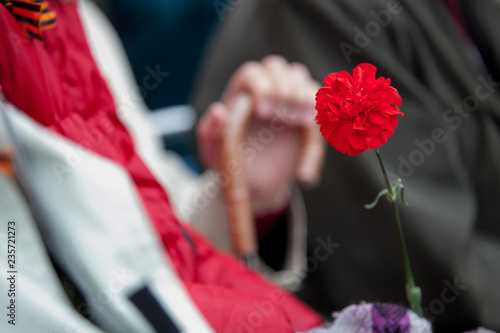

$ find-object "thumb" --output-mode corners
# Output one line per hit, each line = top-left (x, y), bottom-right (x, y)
(197, 102), (228, 169)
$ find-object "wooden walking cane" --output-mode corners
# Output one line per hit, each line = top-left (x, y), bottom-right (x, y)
(220, 93), (325, 268)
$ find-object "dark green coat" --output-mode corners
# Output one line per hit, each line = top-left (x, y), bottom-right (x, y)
(192, 0), (500, 331)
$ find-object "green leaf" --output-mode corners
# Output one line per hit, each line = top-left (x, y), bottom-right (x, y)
(364, 188), (389, 209)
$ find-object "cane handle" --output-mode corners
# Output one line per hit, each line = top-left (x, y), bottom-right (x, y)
(221, 93), (325, 258)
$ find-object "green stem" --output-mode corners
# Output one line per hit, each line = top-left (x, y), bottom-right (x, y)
(374, 148), (423, 316)
(375, 148), (393, 196)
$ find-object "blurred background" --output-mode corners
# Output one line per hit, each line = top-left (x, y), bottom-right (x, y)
(95, 0), (229, 173)
(94, 1), (500, 332)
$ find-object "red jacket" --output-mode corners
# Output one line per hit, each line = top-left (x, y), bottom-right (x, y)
(0, 1), (322, 332)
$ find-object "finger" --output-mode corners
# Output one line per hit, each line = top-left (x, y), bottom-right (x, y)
(288, 63), (321, 126)
(289, 62), (315, 107)
(261, 55), (294, 105)
(262, 56), (316, 127)
(301, 79), (321, 125)
(222, 61), (274, 119)
(197, 102), (228, 169)
(281, 63), (309, 127)
(196, 107), (214, 168)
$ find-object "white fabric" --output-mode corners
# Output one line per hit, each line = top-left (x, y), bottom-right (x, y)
(1, 104), (213, 332)
(0, 174), (104, 333)
(148, 104), (197, 137)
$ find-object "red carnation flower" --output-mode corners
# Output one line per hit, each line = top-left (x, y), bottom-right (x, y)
(315, 63), (403, 155)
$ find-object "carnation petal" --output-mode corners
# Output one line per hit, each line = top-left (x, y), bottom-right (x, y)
(382, 105), (404, 116)
(368, 112), (389, 125)
(318, 120), (338, 136)
(353, 63), (377, 89)
(315, 63), (403, 155)
(390, 87), (403, 106)
(329, 122), (353, 154)
(335, 123), (368, 155)
(315, 87), (331, 98)
(381, 115), (399, 131)
(347, 147), (366, 155)
(322, 73), (338, 86)
(380, 128), (396, 142)
(348, 130), (369, 151)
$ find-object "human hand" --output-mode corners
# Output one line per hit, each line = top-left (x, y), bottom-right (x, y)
(197, 55), (322, 216)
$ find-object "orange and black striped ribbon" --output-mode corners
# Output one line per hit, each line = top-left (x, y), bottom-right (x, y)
(1, 0), (57, 40)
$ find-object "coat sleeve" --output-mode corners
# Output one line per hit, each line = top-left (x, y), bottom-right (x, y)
(182, 225), (323, 333)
